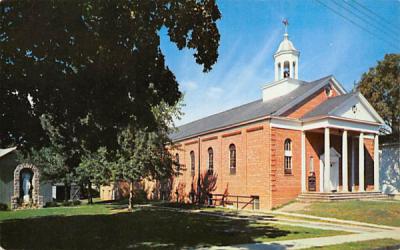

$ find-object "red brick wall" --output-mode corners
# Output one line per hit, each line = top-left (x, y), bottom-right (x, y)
(168, 121), (272, 209)
(284, 82), (339, 118)
(364, 138), (375, 191)
(270, 128), (302, 208)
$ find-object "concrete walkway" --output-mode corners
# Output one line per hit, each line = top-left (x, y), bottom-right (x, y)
(230, 229), (400, 250)
(148, 205), (400, 249)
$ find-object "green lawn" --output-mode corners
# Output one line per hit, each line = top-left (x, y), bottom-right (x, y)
(304, 238), (400, 250)
(0, 201), (348, 249)
(296, 200), (400, 227)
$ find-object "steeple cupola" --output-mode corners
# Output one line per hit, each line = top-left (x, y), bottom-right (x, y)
(274, 19), (299, 81)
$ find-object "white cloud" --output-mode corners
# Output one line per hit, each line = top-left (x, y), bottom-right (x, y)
(181, 80), (198, 91)
(206, 86), (223, 99)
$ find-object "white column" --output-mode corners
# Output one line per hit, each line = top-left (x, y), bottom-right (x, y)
(275, 63), (279, 81)
(342, 130), (348, 192)
(374, 134), (380, 192)
(290, 62), (294, 78)
(359, 132), (365, 192)
(324, 128), (331, 192)
(351, 137), (355, 192)
(301, 131), (306, 192)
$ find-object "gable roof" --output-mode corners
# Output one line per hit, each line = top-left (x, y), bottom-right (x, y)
(302, 91), (385, 124)
(171, 75), (343, 141)
(302, 93), (356, 119)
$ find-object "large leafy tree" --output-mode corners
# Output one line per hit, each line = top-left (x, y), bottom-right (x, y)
(357, 54), (400, 142)
(76, 100), (182, 206)
(0, 0), (220, 190)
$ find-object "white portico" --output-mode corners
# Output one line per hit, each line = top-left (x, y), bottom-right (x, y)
(300, 92), (384, 193)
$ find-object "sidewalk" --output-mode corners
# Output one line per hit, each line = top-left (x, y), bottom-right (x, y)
(232, 229), (400, 250)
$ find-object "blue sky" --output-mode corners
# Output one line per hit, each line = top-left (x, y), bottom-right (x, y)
(159, 0), (400, 126)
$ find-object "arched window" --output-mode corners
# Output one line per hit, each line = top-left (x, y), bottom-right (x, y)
(175, 153), (180, 172)
(229, 144), (236, 175)
(283, 61), (290, 78)
(208, 147), (214, 175)
(284, 139), (292, 175)
(190, 151), (195, 176)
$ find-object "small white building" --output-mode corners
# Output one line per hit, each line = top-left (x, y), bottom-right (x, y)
(380, 142), (400, 195)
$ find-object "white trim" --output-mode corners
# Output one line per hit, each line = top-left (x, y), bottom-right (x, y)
(363, 134), (375, 139)
(359, 133), (365, 192)
(330, 76), (347, 94)
(262, 78), (302, 91)
(351, 137), (355, 191)
(302, 117), (380, 134)
(324, 128), (330, 192)
(342, 130), (348, 192)
(357, 92), (385, 124)
(270, 117), (302, 130)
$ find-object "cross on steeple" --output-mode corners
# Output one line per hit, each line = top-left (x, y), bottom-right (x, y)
(282, 18), (289, 34)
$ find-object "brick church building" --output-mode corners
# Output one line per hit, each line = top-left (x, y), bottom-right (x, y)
(167, 28), (385, 210)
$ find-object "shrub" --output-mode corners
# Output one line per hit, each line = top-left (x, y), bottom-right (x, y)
(61, 201), (72, 207)
(0, 203), (8, 211)
(45, 201), (59, 208)
(72, 200), (81, 206)
(60, 200), (81, 207)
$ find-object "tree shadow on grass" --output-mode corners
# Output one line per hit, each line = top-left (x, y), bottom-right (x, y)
(0, 208), (292, 249)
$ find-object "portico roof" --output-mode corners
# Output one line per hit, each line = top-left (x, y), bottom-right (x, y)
(302, 91), (385, 125)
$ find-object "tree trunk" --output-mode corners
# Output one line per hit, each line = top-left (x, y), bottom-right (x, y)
(128, 181), (134, 211)
(87, 181), (93, 205)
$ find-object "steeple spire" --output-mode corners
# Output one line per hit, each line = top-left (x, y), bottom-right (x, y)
(274, 18), (300, 81)
(282, 18), (289, 35)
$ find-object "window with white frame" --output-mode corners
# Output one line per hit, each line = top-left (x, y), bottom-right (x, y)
(284, 139), (292, 175)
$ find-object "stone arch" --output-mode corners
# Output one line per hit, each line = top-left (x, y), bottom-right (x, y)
(11, 163), (43, 209)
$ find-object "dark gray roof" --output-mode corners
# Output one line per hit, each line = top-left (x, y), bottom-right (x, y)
(171, 75), (334, 141)
(302, 92), (356, 119)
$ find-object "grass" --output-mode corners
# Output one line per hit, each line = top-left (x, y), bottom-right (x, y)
(0, 201), (348, 249)
(295, 200), (400, 227)
(0, 202), (118, 221)
(304, 238), (400, 250)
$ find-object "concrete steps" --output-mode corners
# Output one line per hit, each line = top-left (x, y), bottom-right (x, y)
(297, 192), (391, 202)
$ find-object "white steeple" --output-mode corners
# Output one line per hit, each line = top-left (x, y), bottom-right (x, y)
(274, 19), (300, 81)
(262, 19), (302, 102)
